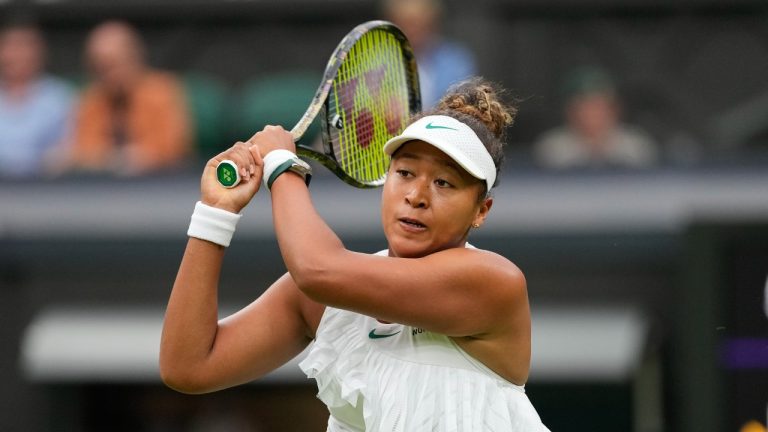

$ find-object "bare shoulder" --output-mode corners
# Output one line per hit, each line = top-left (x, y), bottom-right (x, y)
(430, 246), (524, 277)
(472, 248), (526, 296)
(426, 246), (527, 296)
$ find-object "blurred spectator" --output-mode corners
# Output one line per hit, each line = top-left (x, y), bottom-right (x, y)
(67, 21), (191, 176)
(383, 0), (477, 108)
(0, 18), (74, 178)
(534, 66), (657, 169)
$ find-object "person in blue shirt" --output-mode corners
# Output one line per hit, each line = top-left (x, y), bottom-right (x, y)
(384, 0), (477, 108)
(0, 18), (74, 178)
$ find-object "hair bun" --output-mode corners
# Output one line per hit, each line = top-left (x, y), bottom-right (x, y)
(436, 78), (516, 139)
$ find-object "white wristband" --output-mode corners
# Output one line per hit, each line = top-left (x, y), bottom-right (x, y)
(262, 149), (298, 188)
(187, 201), (242, 247)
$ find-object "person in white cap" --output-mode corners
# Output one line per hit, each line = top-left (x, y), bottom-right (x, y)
(161, 78), (550, 431)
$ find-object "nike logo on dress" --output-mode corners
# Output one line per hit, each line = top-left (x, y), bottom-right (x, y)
(425, 122), (458, 131)
(368, 328), (401, 339)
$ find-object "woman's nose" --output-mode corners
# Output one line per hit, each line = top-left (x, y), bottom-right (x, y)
(405, 181), (429, 208)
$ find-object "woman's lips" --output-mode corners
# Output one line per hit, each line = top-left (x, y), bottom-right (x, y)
(398, 217), (427, 232)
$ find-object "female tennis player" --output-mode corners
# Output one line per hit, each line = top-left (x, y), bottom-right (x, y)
(160, 78), (550, 431)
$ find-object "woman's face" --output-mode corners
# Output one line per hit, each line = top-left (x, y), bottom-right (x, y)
(381, 140), (492, 258)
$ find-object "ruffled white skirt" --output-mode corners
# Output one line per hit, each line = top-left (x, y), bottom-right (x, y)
(299, 307), (550, 432)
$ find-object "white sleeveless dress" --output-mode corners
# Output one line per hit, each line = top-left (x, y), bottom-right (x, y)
(299, 251), (550, 432)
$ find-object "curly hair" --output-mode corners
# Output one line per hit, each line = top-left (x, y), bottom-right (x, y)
(410, 77), (517, 194)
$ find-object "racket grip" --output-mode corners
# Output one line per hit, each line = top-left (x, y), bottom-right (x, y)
(216, 160), (241, 188)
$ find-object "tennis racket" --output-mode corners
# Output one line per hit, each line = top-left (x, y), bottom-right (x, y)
(217, 20), (421, 189)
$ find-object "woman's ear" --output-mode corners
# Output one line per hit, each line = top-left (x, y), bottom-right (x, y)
(472, 197), (493, 228)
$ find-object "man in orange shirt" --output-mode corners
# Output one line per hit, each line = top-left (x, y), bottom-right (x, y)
(70, 21), (191, 175)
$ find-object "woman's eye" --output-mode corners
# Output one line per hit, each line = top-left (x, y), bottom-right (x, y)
(435, 179), (452, 188)
(396, 169), (411, 177)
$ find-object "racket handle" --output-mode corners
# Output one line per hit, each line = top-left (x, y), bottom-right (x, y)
(216, 160), (241, 188)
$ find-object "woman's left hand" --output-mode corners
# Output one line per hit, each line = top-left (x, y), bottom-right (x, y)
(247, 125), (296, 157)
(201, 141), (263, 214)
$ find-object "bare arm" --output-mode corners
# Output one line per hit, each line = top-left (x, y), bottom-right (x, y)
(160, 241), (318, 393)
(253, 127), (525, 338)
(271, 174), (523, 336)
(160, 143), (323, 394)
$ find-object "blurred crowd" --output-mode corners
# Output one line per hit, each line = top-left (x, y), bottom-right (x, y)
(0, 17), (190, 179)
(1, 0), (763, 181)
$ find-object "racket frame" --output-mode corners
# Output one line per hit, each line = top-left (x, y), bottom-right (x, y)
(217, 20), (420, 189)
(295, 20), (420, 188)
(291, 20), (421, 188)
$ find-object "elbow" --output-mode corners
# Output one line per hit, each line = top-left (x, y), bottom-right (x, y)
(159, 359), (214, 395)
(289, 255), (338, 302)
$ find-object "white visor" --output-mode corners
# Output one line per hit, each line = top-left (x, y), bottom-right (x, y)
(383, 115), (496, 192)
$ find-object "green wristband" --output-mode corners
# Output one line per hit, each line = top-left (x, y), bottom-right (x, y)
(266, 159), (312, 190)
(267, 160), (296, 189)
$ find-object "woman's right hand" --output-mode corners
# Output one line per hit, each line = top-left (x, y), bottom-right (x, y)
(200, 141), (263, 214)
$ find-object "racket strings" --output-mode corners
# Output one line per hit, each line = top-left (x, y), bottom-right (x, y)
(330, 28), (411, 184)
